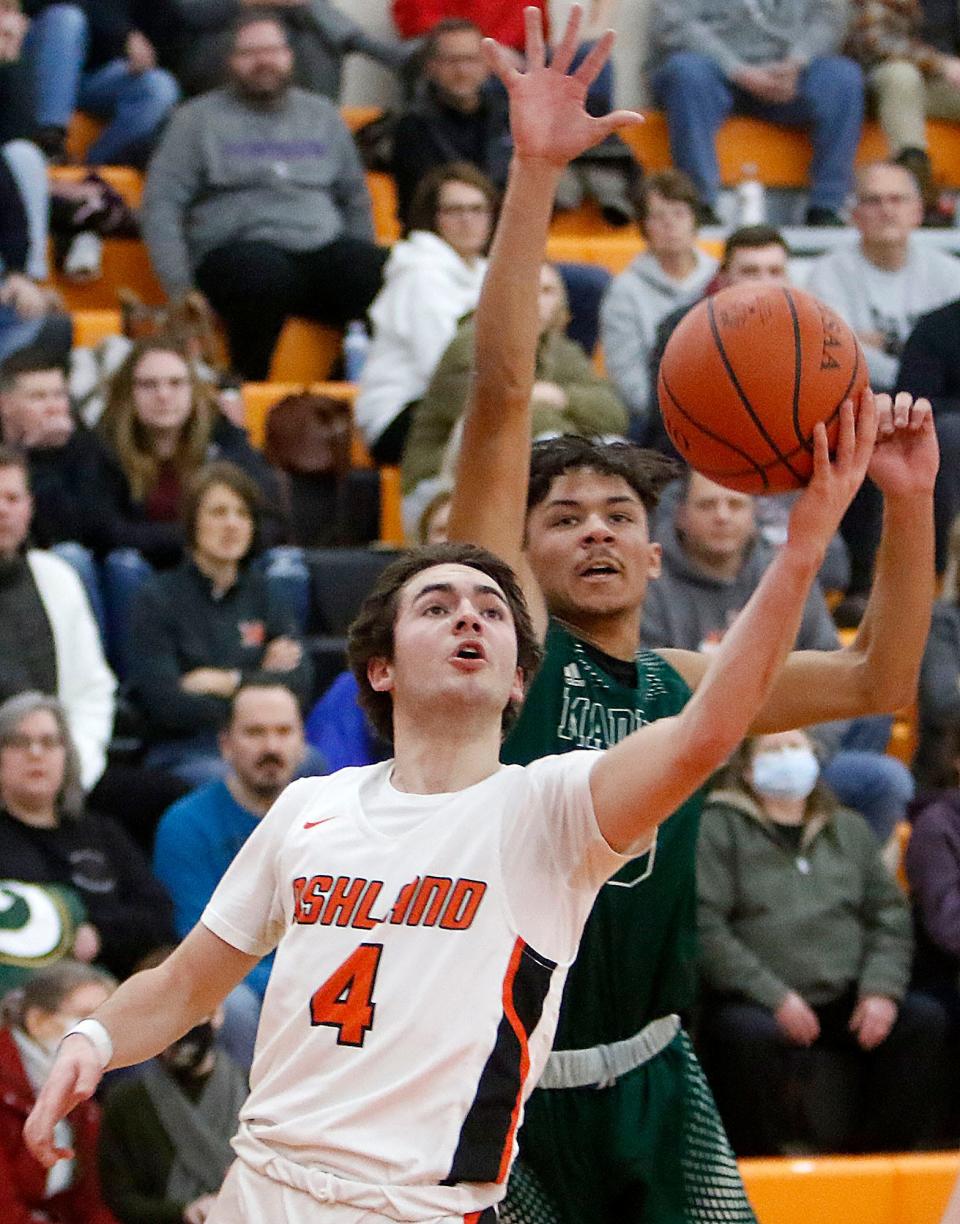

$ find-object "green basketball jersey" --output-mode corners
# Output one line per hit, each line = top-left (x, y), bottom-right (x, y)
(502, 620), (702, 1049)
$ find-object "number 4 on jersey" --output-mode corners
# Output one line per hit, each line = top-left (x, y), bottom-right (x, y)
(309, 943), (383, 1047)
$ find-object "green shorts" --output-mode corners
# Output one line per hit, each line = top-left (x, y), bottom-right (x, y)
(509, 1031), (757, 1224)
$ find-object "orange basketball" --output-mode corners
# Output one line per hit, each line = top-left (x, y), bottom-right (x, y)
(657, 283), (868, 494)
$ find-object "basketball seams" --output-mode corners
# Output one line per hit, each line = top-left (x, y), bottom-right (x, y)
(784, 288), (808, 453)
(658, 370), (771, 490)
(705, 298), (807, 484)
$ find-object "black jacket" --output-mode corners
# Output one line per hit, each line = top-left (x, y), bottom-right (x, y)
(127, 558), (314, 738)
(897, 297), (960, 417)
(391, 82), (512, 226)
(0, 807), (174, 979)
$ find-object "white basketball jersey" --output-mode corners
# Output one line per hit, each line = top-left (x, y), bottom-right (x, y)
(201, 752), (636, 1219)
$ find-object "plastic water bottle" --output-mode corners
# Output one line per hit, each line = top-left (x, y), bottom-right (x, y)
(735, 163), (766, 226)
(343, 320), (371, 383)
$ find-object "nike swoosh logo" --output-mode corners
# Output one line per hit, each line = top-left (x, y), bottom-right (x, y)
(303, 818), (334, 829)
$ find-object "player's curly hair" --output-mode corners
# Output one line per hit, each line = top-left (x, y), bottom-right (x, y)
(526, 436), (680, 515)
(348, 543), (542, 745)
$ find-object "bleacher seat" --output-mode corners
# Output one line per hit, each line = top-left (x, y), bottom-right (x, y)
(738, 1152), (959, 1224)
(72, 309), (122, 347)
(306, 546), (401, 692)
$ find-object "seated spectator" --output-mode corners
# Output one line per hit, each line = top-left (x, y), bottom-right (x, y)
(392, 14), (634, 248)
(648, 223), (791, 453)
(846, 0), (960, 224)
(391, 19), (511, 226)
(697, 729), (947, 1155)
(0, 960), (117, 1224)
(96, 338), (284, 568)
(401, 262), (627, 529)
(916, 515), (960, 784)
(0, 692), (175, 981)
(98, 947), (246, 1224)
(0, 447), (188, 848)
(806, 162), (960, 393)
(898, 299), (960, 572)
(643, 470), (915, 843)
(153, 682), (314, 1066)
(126, 463), (316, 785)
(170, 0), (409, 100)
(648, 0), (864, 225)
(141, 12), (387, 381)
(0, 2), (71, 365)
(599, 169), (717, 440)
(23, 0), (179, 167)
(905, 723), (960, 1032)
(355, 162), (493, 464)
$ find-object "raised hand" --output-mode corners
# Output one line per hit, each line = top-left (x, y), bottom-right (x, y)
(787, 392), (878, 557)
(483, 5), (642, 167)
(867, 390), (939, 499)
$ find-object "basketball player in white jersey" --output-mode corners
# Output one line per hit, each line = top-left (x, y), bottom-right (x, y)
(24, 19), (890, 1224)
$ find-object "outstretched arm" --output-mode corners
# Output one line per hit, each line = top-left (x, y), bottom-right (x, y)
(658, 390), (938, 729)
(447, 6), (641, 629)
(593, 402), (876, 853)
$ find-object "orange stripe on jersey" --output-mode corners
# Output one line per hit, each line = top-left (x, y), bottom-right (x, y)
(496, 937), (530, 1184)
(443, 938), (556, 1187)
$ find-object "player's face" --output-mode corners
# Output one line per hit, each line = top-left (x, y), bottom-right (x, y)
(853, 165), (923, 246)
(221, 687), (305, 799)
(370, 563), (524, 725)
(524, 470), (662, 623)
(677, 473), (755, 567)
(0, 709), (67, 814)
(724, 244), (789, 285)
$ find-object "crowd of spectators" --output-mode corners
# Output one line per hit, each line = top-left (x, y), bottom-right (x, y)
(6, 0), (960, 1214)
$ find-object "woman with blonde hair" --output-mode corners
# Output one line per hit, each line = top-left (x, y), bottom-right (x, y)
(92, 338), (282, 570)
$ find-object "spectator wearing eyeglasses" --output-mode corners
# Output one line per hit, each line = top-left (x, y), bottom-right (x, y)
(355, 162), (494, 464)
(0, 692), (175, 982)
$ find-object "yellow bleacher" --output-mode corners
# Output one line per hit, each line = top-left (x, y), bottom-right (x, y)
(739, 1152), (959, 1224)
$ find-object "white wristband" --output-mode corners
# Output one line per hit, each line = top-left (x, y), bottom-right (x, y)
(60, 1018), (113, 1069)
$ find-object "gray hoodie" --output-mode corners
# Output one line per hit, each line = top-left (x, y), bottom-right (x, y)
(599, 248), (717, 426)
(648, 0), (849, 78)
(142, 86), (374, 299)
(642, 508), (846, 752)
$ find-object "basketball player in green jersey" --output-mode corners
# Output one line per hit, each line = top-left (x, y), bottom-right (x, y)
(448, 9), (939, 1223)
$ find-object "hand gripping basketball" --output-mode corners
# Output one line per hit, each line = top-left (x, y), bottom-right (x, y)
(786, 392), (877, 556)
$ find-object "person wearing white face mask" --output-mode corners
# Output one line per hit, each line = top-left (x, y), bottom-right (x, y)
(0, 959), (117, 1223)
(695, 729), (948, 1157)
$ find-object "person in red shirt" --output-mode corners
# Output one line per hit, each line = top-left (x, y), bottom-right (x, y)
(392, 0), (547, 53)
(0, 961), (117, 1224)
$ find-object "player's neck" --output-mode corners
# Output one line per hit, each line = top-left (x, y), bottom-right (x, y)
(554, 610), (640, 662)
(390, 714), (504, 794)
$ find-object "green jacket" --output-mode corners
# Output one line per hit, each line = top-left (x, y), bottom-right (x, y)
(400, 316), (628, 493)
(697, 789), (912, 1010)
